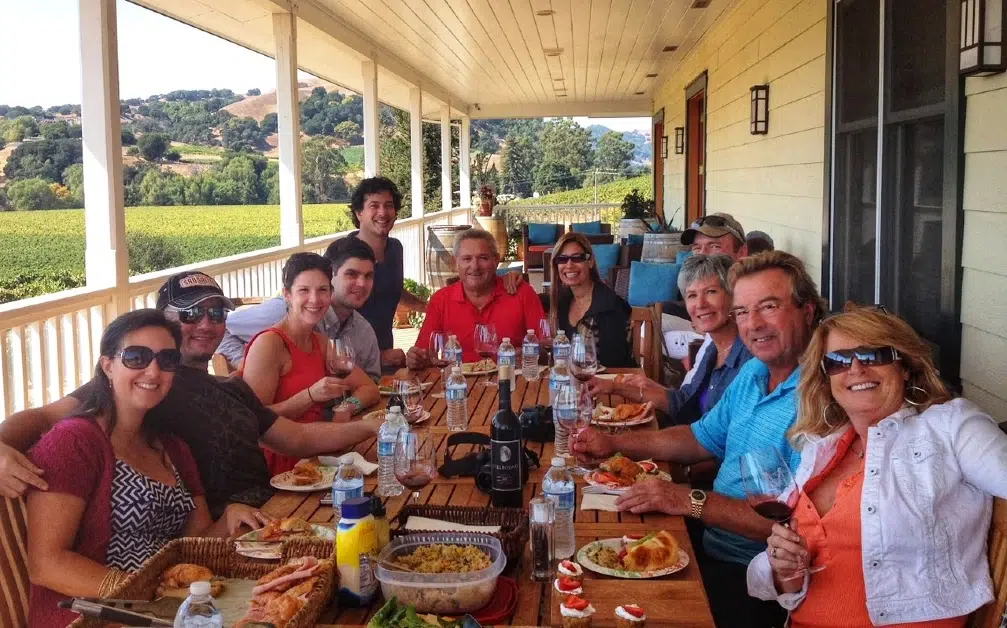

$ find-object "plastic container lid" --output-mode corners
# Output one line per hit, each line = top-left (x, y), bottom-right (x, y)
(551, 456), (565, 468)
(189, 581), (211, 596)
(340, 496), (372, 519)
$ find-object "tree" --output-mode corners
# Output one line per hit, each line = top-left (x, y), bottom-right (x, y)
(534, 119), (592, 192)
(138, 169), (187, 205)
(261, 112), (278, 134)
(40, 121), (71, 140)
(246, 88), (261, 96)
(165, 149), (182, 162)
(137, 133), (170, 162)
(214, 154), (261, 204)
(334, 120), (362, 144)
(0, 116), (39, 142)
(500, 133), (539, 197)
(301, 137), (348, 203)
(62, 163), (85, 206)
(3, 139), (83, 183)
(378, 110), (412, 215)
(260, 162), (280, 204)
(222, 117), (265, 151)
(121, 128), (137, 145)
(6, 178), (61, 210)
(594, 131), (636, 182)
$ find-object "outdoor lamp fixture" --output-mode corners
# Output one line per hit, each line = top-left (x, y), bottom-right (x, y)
(674, 127), (685, 154)
(750, 85), (769, 135)
(960, 0), (1005, 75)
(661, 135), (669, 159)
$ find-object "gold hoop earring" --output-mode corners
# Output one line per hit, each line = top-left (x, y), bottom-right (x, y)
(904, 385), (928, 407)
(823, 402), (841, 429)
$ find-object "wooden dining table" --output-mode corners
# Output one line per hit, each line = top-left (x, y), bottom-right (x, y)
(259, 367), (715, 627)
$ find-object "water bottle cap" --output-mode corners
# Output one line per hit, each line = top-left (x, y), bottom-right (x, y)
(190, 581), (211, 596)
(502, 337), (510, 343)
(451, 366), (462, 374)
(388, 406), (403, 416)
(339, 454), (355, 466)
(551, 456), (566, 468)
(339, 496), (372, 519)
(527, 329), (534, 334)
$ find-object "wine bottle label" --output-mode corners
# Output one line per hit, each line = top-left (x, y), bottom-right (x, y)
(490, 438), (522, 492)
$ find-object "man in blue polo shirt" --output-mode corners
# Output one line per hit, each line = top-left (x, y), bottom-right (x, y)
(572, 251), (827, 628)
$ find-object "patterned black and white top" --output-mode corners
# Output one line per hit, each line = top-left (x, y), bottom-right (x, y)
(106, 459), (196, 572)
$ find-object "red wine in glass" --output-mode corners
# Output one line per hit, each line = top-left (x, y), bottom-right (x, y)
(395, 469), (433, 490)
(330, 367), (353, 379)
(752, 500), (794, 523)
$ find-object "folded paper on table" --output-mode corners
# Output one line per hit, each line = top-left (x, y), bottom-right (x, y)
(580, 493), (620, 512)
(403, 516), (502, 534)
(317, 451), (378, 475)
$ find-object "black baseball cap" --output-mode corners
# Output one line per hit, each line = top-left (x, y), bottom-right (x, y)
(156, 271), (235, 310)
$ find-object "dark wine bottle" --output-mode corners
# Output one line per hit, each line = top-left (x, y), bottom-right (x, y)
(490, 364), (523, 508)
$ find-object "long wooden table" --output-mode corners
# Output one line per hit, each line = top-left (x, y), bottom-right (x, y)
(260, 368), (714, 627)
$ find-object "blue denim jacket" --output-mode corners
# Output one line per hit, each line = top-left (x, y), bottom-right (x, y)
(665, 336), (753, 425)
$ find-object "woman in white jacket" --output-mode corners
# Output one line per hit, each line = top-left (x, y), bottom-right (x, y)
(747, 306), (1007, 627)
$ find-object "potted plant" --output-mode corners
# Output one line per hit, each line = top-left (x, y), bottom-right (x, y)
(477, 184), (496, 217)
(474, 184), (508, 256)
(618, 189), (659, 239)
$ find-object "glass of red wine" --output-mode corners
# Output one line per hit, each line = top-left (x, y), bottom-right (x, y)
(429, 331), (449, 397)
(474, 323), (499, 388)
(326, 339), (355, 408)
(394, 430), (437, 504)
(537, 318), (554, 367)
(569, 333), (598, 424)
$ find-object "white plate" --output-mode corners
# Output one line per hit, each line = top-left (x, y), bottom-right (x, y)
(234, 524), (335, 560)
(362, 408), (432, 425)
(269, 467), (336, 492)
(461, 361), (498, 376)
(576, 538), (689, 579)
(379, 382), (433, 397)
(591, 402), (656, 427)
(583, 462), (671, 494)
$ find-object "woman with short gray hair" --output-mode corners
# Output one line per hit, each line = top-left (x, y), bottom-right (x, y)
(588, 254), (753, 425)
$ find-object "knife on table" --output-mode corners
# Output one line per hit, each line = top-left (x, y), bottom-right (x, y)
(59, 599), (174, 626)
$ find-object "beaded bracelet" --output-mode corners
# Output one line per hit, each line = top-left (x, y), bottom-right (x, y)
(340, 396), (363, 415)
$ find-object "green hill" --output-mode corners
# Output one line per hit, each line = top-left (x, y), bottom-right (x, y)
(509, 175), (652, 206)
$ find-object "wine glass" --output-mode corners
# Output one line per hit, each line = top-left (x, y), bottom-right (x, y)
(326, 339), (355, 406)
(537, 318), (554, 367)
(394, 430), (437, 504)
(739, 447), (824, 576)
(429, 331), (449, 397)
(394, 377), (425, 423)
(474, 323), (499, 387)
(569, 334), (598, 424)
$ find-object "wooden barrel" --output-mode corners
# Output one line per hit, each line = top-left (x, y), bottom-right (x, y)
(641, 232), (684, 263)
(474, 216), (507, 258)
(426, 225), (472, 289)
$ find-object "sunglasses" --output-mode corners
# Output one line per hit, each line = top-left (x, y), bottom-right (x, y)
(554, 253), (592, 264)
(821, 346), (900, 376)
(116, 346), (183, 371)
(171, 306), (228, 325)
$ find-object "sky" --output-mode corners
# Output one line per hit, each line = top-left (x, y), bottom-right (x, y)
(0, 0), (649, 134)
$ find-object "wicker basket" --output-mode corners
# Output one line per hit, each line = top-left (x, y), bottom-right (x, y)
(390, 505), (529, 566)
(70, 536), (335, 628)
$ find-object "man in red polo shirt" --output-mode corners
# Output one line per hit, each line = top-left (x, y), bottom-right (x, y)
(408, 229), (546, 367)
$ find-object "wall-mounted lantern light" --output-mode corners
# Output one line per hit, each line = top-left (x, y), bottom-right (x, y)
(960, 0), (1005, 75)
(674, 127), (685, 154)
(750, 85), (769, 135)
(661, 136), (669, 159)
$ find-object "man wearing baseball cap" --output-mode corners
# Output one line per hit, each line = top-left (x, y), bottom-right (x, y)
(0, 271), (382, 531)
(681, 213), (748, 261)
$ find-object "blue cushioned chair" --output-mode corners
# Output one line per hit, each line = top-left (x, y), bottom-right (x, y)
(522, 223), (565, 272)
(676, 249), (693, 265)
(627, 261), (682, 307)
(592, 243), (622, 287)
(571, 221), (604, 235)
(626, 234), (645, 246)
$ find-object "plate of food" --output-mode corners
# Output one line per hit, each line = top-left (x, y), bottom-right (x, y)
(379, 380), (434, 396)
(234, 517), (336, 560)
(269, 457), (335, 491)
(576, 531), (688, 579)
(592, 402), (655, 427)
(363, 407), (432, 425)
(583, 453), (670, 493)
(236, 555), (333, 625)
(461, 358), (497, 375)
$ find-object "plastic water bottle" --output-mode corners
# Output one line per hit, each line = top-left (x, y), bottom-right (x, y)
(498, 338), (517, 388)
(331, 454), (364, 519)
(173, 581), (222, 628)
(377, 407), (406, 496)
(522, 330), (541, 381)
(444, 334), (463, 366)
(549, 358), (571, 406)
(542, 456), (576, 559)
(552, 369), (576, 457)
(445, 366), (469, 432)
(553, 331), (571, 363)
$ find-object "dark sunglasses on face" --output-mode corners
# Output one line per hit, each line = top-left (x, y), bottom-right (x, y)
(173, 306), (228, 325)
(555, 253), (593, 265)
(821, 345), (900, 376)
(116, 346), (183, 371)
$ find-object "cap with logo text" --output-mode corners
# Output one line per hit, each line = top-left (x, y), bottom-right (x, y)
(156, 271), (235, 311)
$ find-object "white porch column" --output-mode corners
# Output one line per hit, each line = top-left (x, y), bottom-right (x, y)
(459, 116), (471, 208)
(441, 105), (451, 211)
(409, 87), (424, 218)
(273, 13), (303, 248)
(79, 0), (128, 313)
(362, 60), (380, 177)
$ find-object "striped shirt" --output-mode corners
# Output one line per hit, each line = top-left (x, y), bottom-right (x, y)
(691, 359), (803, 564)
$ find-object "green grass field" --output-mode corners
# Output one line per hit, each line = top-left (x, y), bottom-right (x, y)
(340, 145), (364, 169)
(509, 174), (653, 206)
(0, 204), (355, 304)
(169, 142), (225, 157)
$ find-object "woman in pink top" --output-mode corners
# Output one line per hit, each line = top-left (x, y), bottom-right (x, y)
(242, 252), (379, 475)
(26, 310), (242, 628)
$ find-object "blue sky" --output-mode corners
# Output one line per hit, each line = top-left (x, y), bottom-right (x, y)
(0, 0), (649, 133)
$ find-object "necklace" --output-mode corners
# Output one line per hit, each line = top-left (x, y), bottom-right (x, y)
(850, 442), (865, 460)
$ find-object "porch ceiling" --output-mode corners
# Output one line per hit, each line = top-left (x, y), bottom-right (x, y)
(129, 0), (733, 119)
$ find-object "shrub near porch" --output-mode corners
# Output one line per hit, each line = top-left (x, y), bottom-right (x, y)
(0, 203), (354, 304)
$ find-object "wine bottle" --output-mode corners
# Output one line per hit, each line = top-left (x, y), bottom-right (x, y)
(490, 364), (524, 508)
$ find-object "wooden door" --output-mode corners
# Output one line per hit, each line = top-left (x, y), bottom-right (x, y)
(653, 109), (665, 223)
(686, 91), (706, 224)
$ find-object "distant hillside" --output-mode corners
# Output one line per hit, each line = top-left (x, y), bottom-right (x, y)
(588, 124), (652, 165)
(222, 77), (345, 122)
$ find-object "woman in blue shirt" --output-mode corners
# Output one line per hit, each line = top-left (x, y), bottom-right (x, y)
(588, 254), (751, 425)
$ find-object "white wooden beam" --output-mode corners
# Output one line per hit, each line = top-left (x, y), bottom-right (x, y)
(362, 60), (380, 178)
(273, 13), (303, 248)
(79, 0), (128, 314)
(468, 100), (653, 119)
(441, 106), (452, 212)
(409, 87), (424, 219)
(459, 117), (471, 208)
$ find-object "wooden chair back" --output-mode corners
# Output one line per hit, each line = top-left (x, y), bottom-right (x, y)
(970, 497), (1007, 627)
(629, 302), (663, 381)
(0, 497), (29, 628)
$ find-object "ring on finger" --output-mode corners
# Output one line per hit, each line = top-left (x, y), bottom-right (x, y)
(771, 547), (778, 558)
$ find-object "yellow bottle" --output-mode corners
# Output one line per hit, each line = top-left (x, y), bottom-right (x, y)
(370, 496), (391, 551)
(335, 496), (377, 606)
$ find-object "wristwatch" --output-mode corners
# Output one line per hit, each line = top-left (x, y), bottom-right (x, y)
(689, 489), (707, 519)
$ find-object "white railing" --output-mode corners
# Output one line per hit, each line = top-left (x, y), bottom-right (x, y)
(0, 206), (471, 418)
(499, 203), (621, 234)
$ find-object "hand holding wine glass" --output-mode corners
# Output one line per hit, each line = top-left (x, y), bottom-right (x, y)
(474, 323), (499, 387)
(394, 431), (437, 504)
(429, 331), (449, 397)
(569, 333), (598, 421)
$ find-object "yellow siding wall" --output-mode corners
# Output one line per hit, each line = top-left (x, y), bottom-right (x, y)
(653, 0), (827, 281)
(961, 73), (1007, 422)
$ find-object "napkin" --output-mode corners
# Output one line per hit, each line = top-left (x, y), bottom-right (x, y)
(404, 516), (502, 534)
(318, 452), (379, 475)
(580, 493), (620, 512)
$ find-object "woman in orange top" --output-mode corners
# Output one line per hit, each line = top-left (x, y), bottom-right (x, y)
(242, 252), (379, 475)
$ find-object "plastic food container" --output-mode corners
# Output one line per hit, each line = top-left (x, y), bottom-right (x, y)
(374, 533), (505, 614)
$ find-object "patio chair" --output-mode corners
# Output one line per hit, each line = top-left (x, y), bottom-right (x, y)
(0, 497), (29, 628)
(570, 221), (616, 246)
(969, 497), (1007, 627)
(521, 223), (565, 274)
(630, 302), (664, 382)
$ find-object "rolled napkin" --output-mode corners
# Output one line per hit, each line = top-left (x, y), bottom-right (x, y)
(580, 493), (620, 512)
(318, 452), (379, 475)
(403, 516), (502, 533)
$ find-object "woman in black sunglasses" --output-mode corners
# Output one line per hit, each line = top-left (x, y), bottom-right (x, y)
(23, 309), (238, 628)
(547, 231), (635, 368)
(748, 306), (1007, 627)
